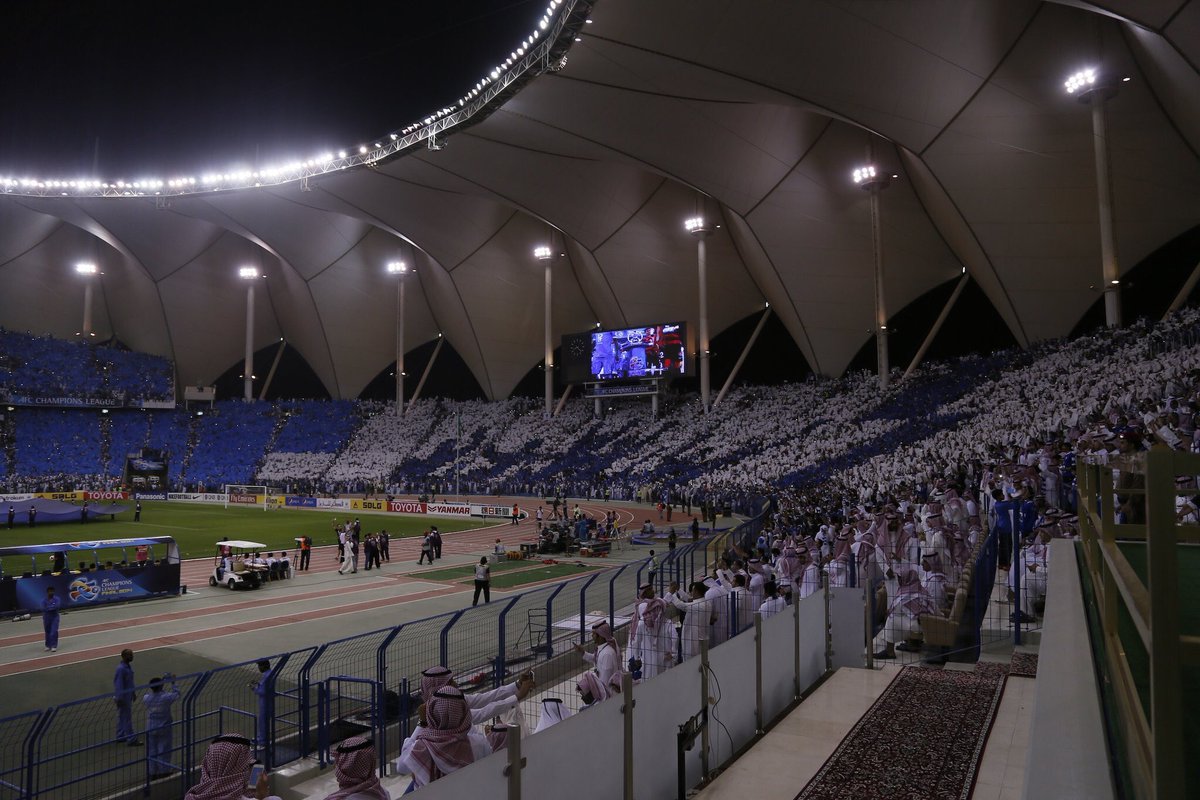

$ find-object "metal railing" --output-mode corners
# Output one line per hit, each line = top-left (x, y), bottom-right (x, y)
(0, 511), (764, 800)
(1076, 447), (1198, 799)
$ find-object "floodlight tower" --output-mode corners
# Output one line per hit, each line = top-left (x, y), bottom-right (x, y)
(534, 245), (554, 418)
(1065, 67), (1124, 327)
(387, 261), (408, 415)
(853, 162), (893, 390)
(238, 267), (260, 401)
(75, 262), (98, 338)
(684, 216), (713, 413)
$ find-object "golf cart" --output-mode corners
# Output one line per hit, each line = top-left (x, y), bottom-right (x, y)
(209, 540), (268, 590)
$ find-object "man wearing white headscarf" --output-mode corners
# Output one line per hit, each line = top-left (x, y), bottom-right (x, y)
(574, 620), (623, 694)
(533, 698), (571, 733)
(705, 575), (732, 644)
(669, 581), (715, 661)
(628, 584), (677, 680)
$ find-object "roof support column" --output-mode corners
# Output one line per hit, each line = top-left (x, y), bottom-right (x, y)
(408, 336), (444, 411)
(904, 273), (969, 380)
(714, 306), (771, 408)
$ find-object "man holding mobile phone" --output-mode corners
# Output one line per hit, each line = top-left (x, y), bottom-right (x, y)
(184, 735), (281, 800)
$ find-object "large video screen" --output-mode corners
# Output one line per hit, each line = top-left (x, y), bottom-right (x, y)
(562, 322), (687, 383)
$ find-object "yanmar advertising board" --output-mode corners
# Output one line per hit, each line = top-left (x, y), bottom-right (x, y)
(426, 503), (471, 517)
(387, 500), (427, 514)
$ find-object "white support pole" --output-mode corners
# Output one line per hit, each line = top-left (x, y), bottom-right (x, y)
(545, 258), (553, 418)
(554, 383), (573, 416)
(714, 307), (770, 408)
(1091, 92), (1121, 327)
(652, 391), (659, 418)
(396, 276), (406, 415)
(258, 340), (286, 401)
(594, 397), (602, 419)
(697, 234), (711, 413)
(1165, 260), (1200, 319)
(407, 336), (444, 412)
(869, 185), (889, 389)
(903, 273), (969, 380)
(243, 283), (255, 402)
(81, 282), (94, 337)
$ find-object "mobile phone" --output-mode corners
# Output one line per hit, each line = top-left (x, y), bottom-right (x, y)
(247, 763), (265, 789)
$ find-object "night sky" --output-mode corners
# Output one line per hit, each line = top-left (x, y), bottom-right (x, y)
(0, 0), (547, 179)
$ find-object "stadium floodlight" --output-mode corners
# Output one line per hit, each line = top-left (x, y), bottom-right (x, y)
(1065, 65), (1124, 326)
(238, 266), (259, 280)
(684, 216), (710, 235)
(386, 260), (408, 275)
(75, 262), (98, 275)
(852, 164), (892, 192)
(533, 246), (553, 260)
(1064, 68), (1097, 94)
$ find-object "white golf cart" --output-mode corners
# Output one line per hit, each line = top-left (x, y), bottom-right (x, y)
(209, 540), (268, 590)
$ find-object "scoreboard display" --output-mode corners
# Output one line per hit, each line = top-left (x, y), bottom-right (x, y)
(562, 322), (687, 383)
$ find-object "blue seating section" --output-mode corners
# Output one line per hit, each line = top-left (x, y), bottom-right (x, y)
(0, 330), (173, 404)
(107, 412), (152, 474)
(185, 402), (276, 487)
(272, 400), (358, 453)
(13, 409), (103, 476)
(146, 410), (193, 483)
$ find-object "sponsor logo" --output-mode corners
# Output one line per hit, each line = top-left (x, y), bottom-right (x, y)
(427, 503), (471, 516)
(69, 577), (100, 602)
(37, 492), (81, 501)
(285, 496), (317, 507)
(387, 501), (427, 514)
(168, 493), (227, 503)
(352, 499), (387, 511)
(229, 493), (260, 505)
(0, 493), (35, 502)
(316, 498), (351, 510)
(134, 492), (168, 501)
(84, 491), (129, 501)
(471, 504), (529, 519)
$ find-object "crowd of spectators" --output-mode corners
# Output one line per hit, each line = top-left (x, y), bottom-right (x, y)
(0, 330), (173, 404)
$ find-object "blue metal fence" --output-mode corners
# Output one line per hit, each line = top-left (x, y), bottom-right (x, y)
(2, 513), (764, 800)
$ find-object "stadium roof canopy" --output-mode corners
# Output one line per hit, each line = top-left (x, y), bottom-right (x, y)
(1, 0), (1198, 399)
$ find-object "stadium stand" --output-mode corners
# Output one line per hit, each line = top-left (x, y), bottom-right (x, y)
(0, 330), (173, 405)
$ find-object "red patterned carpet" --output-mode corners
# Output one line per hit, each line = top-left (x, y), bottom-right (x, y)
(795, 665), (1007, 800)
(1008, 652), (1038, 678)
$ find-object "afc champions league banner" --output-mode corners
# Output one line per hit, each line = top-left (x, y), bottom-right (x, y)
(14, 566), (180, 611)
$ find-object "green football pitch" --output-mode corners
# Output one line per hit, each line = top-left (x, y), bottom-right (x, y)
(0, 501), (487, 559)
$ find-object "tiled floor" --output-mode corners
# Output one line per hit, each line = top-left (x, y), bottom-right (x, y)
(692, 664), (1034, 800)
(971, 672), (1035, 800)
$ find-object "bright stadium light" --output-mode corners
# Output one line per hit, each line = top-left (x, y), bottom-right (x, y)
(238, 266), (259, 280)
(684, 217), (710, 235)
(533, 246), (552, 260)
(75, 262), (98, 275)
(387, 261), (408, 275)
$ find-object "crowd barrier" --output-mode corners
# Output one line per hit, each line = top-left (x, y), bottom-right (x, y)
(0, 511), (762, 800)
